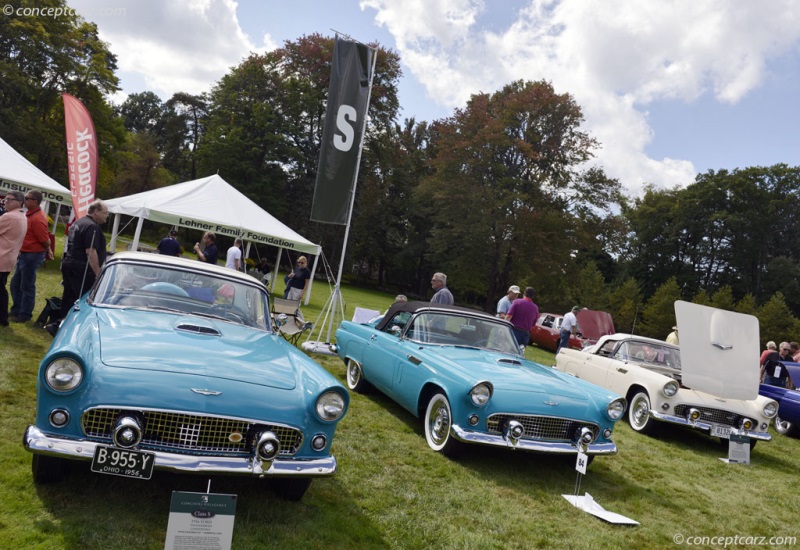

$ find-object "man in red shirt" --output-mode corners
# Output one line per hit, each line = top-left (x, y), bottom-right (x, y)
(506, 286), (539, 347)
(10, 190), (54, 323)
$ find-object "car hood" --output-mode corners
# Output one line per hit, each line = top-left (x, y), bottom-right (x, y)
(97, 308), (297, 390)
(429, 348), (596, 402)
(576, 310), (615, 341)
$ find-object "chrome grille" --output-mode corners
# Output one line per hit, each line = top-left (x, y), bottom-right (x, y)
(674, 405), (743, 428)
(486, 413), (600, 442)
(82, 408), (303, 455)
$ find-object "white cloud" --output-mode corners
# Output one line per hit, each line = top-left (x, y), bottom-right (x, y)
(362, 0), (800, 192)
(70, 0), (273, 98)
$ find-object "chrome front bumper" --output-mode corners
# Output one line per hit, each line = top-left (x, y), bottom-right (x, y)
(451, 425), (617, 455)
(23, 425), (337, 477)
(649, 412), (772, 441)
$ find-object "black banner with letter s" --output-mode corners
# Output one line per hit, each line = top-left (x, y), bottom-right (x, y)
(311, 38), (373, 225)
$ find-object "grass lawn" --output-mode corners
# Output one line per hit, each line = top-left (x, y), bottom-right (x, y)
(1, 252), (798, 549)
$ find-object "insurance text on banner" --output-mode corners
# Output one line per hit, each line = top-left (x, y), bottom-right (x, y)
(63, 93), (97, 219)
(310, 38), (373, 225)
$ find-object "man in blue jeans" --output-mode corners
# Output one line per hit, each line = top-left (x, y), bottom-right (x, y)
(556, 305), (580, 354)
(10, 190), (53, 323)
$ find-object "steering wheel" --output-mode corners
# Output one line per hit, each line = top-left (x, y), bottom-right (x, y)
(207, 303), (252, 325)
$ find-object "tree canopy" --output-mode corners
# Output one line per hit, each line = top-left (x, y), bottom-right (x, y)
(1, 6), (798, 342)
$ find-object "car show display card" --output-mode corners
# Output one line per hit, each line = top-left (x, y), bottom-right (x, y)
(165, 491), (237, 550)
(563, 493), (639, 525)
(719, 434), (751, 465)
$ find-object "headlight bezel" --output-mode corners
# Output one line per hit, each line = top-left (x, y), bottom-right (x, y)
(662, 381), (679, 397)
(763, 401), (778, 419)
(315, 390), (346, 422)
(44, 357), (84, 392)
(606, 398), (626, 421)
(469, 381), (494, 407)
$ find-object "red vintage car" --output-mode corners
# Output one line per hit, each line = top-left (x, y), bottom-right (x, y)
(530, 310), (615, 352)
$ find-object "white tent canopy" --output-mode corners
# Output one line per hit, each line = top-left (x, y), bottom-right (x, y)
(105, 174), (322, 303)
(105, 174), (320, 255)
(0, 136), (72, 205)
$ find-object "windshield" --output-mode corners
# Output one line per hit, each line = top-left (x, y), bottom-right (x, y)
(611, 340), (682, 370)
(403, 311), (521, 355)
(91, 261), (271, 330)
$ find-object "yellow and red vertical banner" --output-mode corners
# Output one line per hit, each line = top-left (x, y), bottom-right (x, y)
(63, 93), (97, 219)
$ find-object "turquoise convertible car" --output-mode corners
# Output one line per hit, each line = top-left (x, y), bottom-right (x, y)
(335, 301), (626, 461)
(23, 252), (348, 500)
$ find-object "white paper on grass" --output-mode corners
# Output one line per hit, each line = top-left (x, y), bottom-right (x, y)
(562, 493), (639, 525)
(674, 301), (760, 400)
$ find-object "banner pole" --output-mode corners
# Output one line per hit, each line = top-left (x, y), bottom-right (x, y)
(327, 42), (378, 342)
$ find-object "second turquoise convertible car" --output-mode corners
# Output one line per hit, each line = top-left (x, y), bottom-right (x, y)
(335, 301), (626, 461)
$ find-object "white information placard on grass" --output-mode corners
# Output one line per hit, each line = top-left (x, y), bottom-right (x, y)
(165, 491), (237, 550)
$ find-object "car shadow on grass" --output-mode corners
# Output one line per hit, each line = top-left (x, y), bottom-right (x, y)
(32, 460), (388, 548)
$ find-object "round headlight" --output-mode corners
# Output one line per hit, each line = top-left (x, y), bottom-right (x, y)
(316, 391), (346, 421)
(763, 401), (778, 418)
(469, 382), (493, 406)
(662, 381), (679, 397)
(607, 398), (626, 420)
(45, 358), (83, 392)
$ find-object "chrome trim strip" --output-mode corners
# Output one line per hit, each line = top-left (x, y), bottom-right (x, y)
(450, 425), (617, 455)
(649, 411), (772, 441)
(24, 425), (336, 477)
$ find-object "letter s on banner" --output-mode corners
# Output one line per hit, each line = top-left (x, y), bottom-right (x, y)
(62, 93), (97, 219)
(310, 38), (374, 225)
(333, 105), (357, 151)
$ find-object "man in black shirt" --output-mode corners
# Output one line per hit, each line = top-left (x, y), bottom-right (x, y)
(157, 229), (181, 256)
(59, 200), (109, 319)
(193, 232), (218, 264)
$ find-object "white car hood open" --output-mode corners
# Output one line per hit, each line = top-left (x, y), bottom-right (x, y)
(674, 300), (760, 400)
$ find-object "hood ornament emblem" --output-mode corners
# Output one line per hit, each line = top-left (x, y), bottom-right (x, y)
(191, 388), (222, 396)
(543, 400), (559, 406)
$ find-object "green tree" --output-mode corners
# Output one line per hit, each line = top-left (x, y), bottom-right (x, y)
(609, 277), (642, 334)
(757, 293), (800, 348)
(414, 80), (621, 310)
(0, 0), (120, 185)
(639, 277), (682, 339)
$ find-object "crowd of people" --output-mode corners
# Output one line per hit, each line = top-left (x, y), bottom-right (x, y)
(760, 341), (800, 389)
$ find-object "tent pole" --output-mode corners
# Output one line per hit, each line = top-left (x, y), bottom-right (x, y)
(271, 247), (283, 294)
(110, 213), (121, 252)
(305, 252), (320, 306)
(131, 216), (144, 251)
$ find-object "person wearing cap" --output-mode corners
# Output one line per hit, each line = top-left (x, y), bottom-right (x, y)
(496, 285), (521, 319)
(157, 228), (182, 256)
(0, 192), (27, 327)
(666, 326), (679, 345)
(556, 305), (581, 354)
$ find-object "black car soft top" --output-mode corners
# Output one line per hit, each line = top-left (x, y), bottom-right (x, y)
(375, 300), (501, 332)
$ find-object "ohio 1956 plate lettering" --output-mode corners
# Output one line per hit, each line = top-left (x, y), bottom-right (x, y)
(91, 445), (155, 480)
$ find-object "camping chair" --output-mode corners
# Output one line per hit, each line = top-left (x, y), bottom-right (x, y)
(272, 297), (312, 345)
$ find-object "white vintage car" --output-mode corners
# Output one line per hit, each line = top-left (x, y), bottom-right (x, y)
(555, 333), (778, 446)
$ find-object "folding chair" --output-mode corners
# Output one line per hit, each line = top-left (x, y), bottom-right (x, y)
(272, 297), (312, 345)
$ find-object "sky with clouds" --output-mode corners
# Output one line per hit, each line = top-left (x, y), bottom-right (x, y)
(67, 0), (800, 196)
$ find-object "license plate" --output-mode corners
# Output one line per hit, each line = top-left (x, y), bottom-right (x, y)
(710, 425), (732, 439)
(91, 445), (155, 480)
